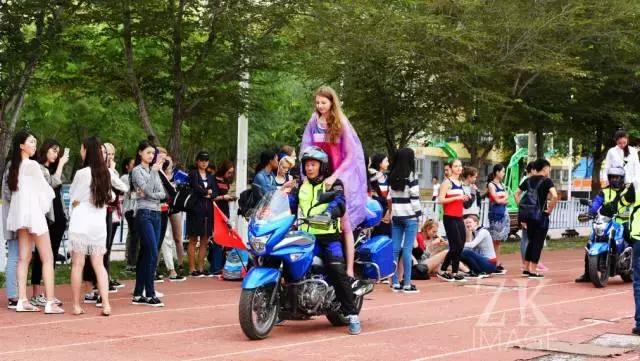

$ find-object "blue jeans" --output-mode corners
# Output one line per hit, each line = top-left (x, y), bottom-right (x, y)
(6, 239), (18, 300)
(520, 231), (529, 261)
(208, 242), (225, 274)
(461, 249), (497, 274)
(135, 209), (161, 298)
(633, 241), (640, 327)
(391, 218), (419, 286)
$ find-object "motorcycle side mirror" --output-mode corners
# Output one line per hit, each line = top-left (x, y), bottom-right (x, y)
(579, 199), (591, 207)
(317, 191), (337, 205)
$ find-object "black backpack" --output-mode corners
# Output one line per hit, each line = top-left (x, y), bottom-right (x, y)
(238, 186), (264, 219)
(518, 178), (544, 223)
(171, 184), (199, 213)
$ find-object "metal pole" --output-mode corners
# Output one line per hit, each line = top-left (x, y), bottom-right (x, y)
(568, 137), (573, 201)
(234, 70), (249, 242)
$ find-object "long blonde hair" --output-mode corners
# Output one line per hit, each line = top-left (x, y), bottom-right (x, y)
(314, 86), (344, 143)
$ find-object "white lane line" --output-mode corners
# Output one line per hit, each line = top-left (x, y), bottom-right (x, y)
(411, 314), (634, 360)
(0, 275), (596, 353)
(0, 323), (239, 356)
(0, 303), (237, 331)
(183, 289), (630, 360)
(0, 267), (585, 332)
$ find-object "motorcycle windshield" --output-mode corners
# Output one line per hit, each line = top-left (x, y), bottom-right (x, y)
(252, 190), (292, 226)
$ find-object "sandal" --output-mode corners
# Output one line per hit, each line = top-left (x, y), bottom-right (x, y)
(44, 301), (65, 314)
(16, 299), (40, 312)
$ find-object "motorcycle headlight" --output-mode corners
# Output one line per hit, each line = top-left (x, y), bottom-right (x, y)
(250, 235), (269, 254)
(594, 224), (606, 237)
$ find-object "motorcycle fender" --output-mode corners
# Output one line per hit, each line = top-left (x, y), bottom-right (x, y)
(588, 242), (609, 256)
(241, 267), (281, 290)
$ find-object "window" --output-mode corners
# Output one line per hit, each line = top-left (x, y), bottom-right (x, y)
(551, 169), (569, 183)
(431, 161), (440, 180)
(415, 158), (424, 177)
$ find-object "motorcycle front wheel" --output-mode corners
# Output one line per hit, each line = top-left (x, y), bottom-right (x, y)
(588, 253), (610, 288)
(326, 294), (364, 326)
(239, 284), (278, 340)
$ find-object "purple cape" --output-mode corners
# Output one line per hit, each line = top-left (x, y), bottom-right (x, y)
(301, 112), (367, 229)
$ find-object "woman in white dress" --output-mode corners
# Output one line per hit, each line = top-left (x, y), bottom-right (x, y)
(68, 136), (113, 316)
(5, 130), (63, 314)
(605, 130), (640, 185)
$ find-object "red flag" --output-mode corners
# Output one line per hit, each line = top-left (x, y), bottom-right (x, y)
(213, 203), (247, 250)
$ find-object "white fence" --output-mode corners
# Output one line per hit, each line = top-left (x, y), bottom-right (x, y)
(420, 199), (591, 230)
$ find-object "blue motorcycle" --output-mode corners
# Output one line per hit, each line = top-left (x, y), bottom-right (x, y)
(579, 199), (633, 288)
(239, 191), (394, 340)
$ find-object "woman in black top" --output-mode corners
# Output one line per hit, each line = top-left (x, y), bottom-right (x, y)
(516, 158), (558, 279)
(186, 151), (218, 277)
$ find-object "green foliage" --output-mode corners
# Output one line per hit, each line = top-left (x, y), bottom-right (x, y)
(1, 0), (639, 181)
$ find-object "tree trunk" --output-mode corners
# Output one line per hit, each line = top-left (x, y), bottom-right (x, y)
(591, 126), (604, 196)
(167, 0), (187, 160)
(121, 0), (158, 144)
(536, 127), (545, 159)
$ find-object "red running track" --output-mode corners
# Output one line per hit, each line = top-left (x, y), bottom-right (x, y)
(0, 248), (637, 361)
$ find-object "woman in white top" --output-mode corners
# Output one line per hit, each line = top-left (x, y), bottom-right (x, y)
(5, 130), (63, 314)
(605, 130), (640, 185)
(68, 136), (113, 316)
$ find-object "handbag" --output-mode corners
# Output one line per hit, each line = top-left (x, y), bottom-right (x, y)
(171, 184), (198, 213)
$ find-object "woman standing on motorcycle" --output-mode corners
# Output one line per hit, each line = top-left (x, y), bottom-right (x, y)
(606, 130), (640, 185)
(301, 86), (367, 279)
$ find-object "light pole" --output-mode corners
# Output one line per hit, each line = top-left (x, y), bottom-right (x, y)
(234, 69), (249, 241)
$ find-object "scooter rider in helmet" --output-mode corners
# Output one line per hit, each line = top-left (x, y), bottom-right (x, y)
(282, 146), (361, 335)
(576, 166), (630, 282)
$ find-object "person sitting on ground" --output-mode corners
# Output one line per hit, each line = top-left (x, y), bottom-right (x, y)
(395, 219), (469, 282)
(460, 215), (503, 277)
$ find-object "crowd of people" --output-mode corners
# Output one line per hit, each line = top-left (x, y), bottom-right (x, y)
(1, 130), (237, 314)
(3, 85), (639, 337)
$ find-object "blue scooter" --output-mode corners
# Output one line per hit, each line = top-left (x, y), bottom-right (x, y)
(238, 191), (394, 340)
(579, 199), (633, 288)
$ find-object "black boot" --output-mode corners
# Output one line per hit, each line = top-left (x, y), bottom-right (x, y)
(575, 253), (590, 283)
(575, 274), (590, 283)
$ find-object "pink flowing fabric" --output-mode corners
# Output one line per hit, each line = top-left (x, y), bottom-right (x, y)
(301, 112), (367, 229)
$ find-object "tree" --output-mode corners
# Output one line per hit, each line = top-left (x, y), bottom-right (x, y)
(0, 0), (83, 170)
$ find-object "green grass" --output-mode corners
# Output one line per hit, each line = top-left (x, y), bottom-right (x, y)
(0, 260), (136, 289)
(0, 257), (203, 289)
(0, 240), (586, 288)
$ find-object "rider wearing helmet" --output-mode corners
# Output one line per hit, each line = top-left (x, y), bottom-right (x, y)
(576, 166), (630, 282)
(282, 146), (361, 335)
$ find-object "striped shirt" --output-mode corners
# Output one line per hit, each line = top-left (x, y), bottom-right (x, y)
(388, 172), (422, 221)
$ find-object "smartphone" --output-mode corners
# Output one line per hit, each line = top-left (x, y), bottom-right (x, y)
(64, 147), (70, 157)
(152, 148), (160, 165)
